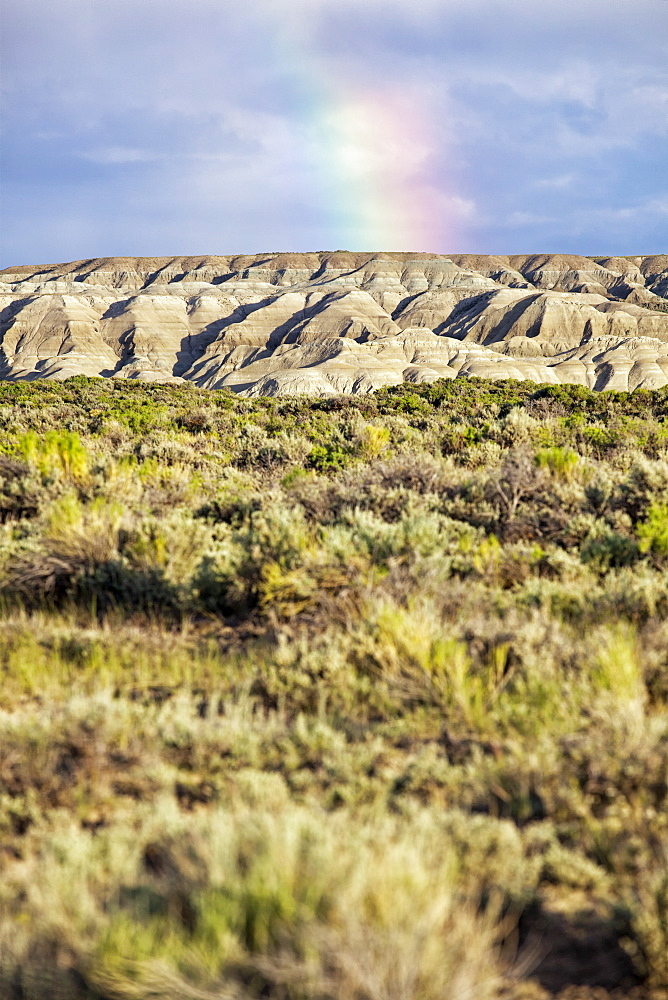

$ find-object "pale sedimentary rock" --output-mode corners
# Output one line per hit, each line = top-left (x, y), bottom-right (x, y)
(1, 252), (667, 394)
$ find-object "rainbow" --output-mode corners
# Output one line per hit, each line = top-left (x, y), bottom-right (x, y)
(320, 84), (449, 251)
(276, 16), (461, 253)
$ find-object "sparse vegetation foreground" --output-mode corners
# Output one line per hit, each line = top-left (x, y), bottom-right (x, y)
(1, 375), (667, 1000)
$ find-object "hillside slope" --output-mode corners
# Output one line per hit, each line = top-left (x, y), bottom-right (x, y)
(1, 252), (667, 393)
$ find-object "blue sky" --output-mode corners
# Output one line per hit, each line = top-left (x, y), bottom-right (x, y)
(1, 0), (666, 266)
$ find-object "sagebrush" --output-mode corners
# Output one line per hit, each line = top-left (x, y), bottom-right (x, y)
(1, 376), (667, 999)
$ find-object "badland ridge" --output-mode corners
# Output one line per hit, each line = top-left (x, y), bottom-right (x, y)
(2, 251), (667, 394)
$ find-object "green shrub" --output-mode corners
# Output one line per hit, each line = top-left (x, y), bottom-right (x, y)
(17, 429), (89, 481)
(307, 443), (352, 473)
(618, 456), (668, 521)
(580, 524), (640, 572)
(535, 445), (579, 480)
(637, 503), (668, 564)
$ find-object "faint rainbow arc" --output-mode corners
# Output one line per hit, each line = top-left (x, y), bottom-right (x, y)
(276, 28), (456, 252)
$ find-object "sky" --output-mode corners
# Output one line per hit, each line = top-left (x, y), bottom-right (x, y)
(1, 0), (667, 266)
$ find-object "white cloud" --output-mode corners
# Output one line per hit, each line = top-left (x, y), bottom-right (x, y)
(534, 174), (576, 190)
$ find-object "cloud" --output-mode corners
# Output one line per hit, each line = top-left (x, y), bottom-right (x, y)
(534, 174), (577, 190)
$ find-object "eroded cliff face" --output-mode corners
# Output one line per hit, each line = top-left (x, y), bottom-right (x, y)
(1, 251), (667, 394)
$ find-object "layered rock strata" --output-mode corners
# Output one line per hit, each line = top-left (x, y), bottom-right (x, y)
(1, 252), (667, 394)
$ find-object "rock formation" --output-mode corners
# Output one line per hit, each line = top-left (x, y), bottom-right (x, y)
(1, 252), (667, 394)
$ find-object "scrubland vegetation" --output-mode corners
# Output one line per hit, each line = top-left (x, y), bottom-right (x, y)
(1, 375), (667, 999)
